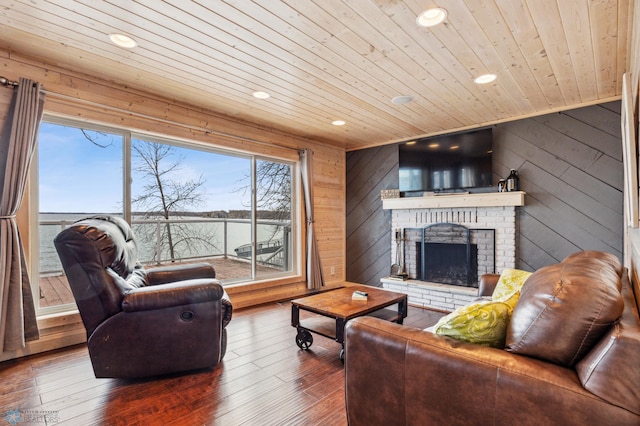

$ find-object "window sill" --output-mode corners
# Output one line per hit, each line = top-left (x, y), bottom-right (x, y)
(0, 310), (86, 362)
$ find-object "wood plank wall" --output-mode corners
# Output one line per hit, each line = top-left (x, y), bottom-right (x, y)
(494, 101), (623, 270)
(346, 102), (623, 286)
(345, 144), (396, 285)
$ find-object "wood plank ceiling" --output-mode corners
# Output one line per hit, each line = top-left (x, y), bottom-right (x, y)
(0, 0), (632, 151)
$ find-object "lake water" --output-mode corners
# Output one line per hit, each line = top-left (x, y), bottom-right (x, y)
(39, 213), (287, 274)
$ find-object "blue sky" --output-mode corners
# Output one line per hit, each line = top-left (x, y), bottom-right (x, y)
(38, 123), (251, 212)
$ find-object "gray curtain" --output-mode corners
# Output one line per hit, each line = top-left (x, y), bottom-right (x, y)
(0, 77), (45, 353)
(300, 149), (324, 290)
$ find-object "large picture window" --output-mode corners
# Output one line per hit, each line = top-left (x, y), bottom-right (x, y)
(35, 117), (297, 313)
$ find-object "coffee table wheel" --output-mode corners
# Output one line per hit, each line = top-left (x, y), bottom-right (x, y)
(339, 347), (345, 363)
(296, 328), (313, 349)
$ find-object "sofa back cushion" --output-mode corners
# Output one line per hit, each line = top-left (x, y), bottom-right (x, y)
(54, 216), (149, 336)
(505, 254), (623, 367)
(562, 250), (623, 278)
(575, 271), (640, 416)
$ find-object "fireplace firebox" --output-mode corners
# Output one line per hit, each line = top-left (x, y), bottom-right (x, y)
(402, 223), (494, 288)
(417, 242), (478, 286)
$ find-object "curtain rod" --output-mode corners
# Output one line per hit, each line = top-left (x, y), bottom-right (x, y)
(1, 76), (45, 92)
(0, 75), (303, 154)
(0, 76), (19, 88)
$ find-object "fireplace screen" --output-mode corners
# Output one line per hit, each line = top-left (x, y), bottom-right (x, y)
(408, 223), (495, 288)
(418, 242), (478, 286)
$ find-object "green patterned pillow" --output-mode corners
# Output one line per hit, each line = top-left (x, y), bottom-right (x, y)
(492, 268), (532, 310)
(433, 300), (512, 348)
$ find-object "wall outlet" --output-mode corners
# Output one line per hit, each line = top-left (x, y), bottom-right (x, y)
(330, 266), (335, 275)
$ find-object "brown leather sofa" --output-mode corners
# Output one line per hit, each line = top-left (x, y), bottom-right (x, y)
(344, 251), (640, 425)
(54, 215), (232, 378)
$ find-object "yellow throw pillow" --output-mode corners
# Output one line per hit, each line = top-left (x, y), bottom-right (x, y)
(433, 300), (512, 348)
(431, 269), (532, 348)
(491, 268), (532, 310)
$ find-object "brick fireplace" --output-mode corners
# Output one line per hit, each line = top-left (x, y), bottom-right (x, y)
(380, 192), (525, 311)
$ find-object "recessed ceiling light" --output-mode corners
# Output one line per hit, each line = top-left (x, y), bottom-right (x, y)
(474, 73), (497, 84)
(428, 143), (440, 149)
(406, 141), (416, 145)
(391, 95), (414, 105)
(332, 120), (346, 126)
(450, 145), (459, 150)
(252, 91), (271, 99)
(416, 8), (447, 27)
(109, 33), (137, 48)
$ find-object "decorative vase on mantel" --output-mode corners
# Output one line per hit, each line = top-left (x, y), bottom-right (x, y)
(506, 169), (519, 192)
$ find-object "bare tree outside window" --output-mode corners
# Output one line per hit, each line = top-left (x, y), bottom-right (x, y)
(235, 160), (292, 223)
(256, 160), (292, 219)
(235, 159), (293, 273)
(131, 140), (219, 262)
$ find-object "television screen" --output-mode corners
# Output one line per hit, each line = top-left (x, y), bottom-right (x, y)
(398, 128), (493, 193)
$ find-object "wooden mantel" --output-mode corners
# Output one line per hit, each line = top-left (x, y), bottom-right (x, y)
(382, 191), (526, 210)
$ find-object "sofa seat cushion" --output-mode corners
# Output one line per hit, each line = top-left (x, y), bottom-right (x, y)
(432, 300), (512, 348)
(505, 257), (624, 367)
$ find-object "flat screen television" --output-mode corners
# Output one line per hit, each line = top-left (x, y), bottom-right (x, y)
(398, 128), (493, 193)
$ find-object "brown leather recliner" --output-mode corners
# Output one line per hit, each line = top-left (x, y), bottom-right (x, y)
(54, 215), (232, 378)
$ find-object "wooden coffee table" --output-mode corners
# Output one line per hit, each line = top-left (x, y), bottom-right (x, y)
(291, 285), (408, 360)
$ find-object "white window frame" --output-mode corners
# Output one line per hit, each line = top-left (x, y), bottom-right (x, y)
(30, 115), (300, 316)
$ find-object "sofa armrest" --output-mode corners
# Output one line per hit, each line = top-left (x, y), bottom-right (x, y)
(146, 263), (216, 285)
(221, 289), (233, 328)
(122, 279), (224, 312)
(344, 317), (639, 426)
(478, 273), (500, 297)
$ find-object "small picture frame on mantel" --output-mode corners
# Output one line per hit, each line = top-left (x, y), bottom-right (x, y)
(380, 189), (400, 200)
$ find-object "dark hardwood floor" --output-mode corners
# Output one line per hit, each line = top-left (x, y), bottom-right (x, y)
(0, 300), (443, 425)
